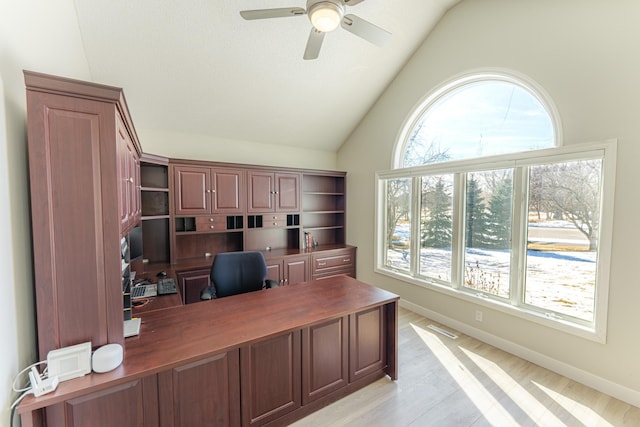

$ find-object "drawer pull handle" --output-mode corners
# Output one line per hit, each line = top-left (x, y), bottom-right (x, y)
(209, 218), (214, 222)
(210, 225), (215, 229)
(343, 258), (351, 262)
(318, 262), (327, 266)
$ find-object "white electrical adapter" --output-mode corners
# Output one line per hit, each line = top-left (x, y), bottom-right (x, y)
(47, 341), (92, 382)
(28, 367), (59, 397)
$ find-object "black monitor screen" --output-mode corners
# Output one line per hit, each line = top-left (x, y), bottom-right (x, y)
(129, 226), (143, 260)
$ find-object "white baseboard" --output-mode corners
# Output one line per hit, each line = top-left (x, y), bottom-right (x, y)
(399, 299), (640, 408)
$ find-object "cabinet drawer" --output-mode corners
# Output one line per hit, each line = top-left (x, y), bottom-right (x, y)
(313, 253), (353, 271)
(311, 248), (355, 279)
(261, 213), (287, 228)
(196, 216), (228, 232)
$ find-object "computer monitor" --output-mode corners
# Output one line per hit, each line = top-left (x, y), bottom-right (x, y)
(129, 226), (143, 261)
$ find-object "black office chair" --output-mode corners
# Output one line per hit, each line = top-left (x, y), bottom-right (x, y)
(200, 251), (279, 300)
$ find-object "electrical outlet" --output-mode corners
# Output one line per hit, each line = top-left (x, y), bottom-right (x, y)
(475, 310), (483, 322)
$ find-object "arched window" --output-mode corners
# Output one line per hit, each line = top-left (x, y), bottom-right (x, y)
(378, 71), (616, 341)
(396, 72), (559, 168)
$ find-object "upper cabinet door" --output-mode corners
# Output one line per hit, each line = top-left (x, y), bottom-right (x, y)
(117, 117), (140, 233)
(248, 171), (300, 213)
(174, 166), (211, 215)
(212, 168), (244, 213)
(247, 171), (275, 213)
(275, 173), (300, 212)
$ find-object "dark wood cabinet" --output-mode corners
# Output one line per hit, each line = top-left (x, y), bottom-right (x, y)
(176, 268), (211, 304)
(247, 171), (300, 213)
(158, 350), (240, 427)
(266, 255), (309, 286)
(302, 316), (348, 405)
(118, 117), (141, 234)
(241, 331), (302, 426)
(311, 246), (356, 280)
(173, 165), (244, 216)
(46, 377), (157, 427)
(173, 165), (209, 215)
(265, 258), (282, 285)
(285, 255), (309, 285)
(168, 160), (351, 268)
(25, 71), (141, 358)
(349, 306), (386, 383)
(20, 278), (398, 427)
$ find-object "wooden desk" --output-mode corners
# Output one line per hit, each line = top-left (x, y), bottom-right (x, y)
(19, 276), (398, 426)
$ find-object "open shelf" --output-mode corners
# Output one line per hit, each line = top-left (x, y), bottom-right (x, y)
(141, 190), (169, 217)
(140, 163), (168, 189)
(303, 174), (345, 194)
(140, 155), (171, 265)
(302, 173), (346, 247)
(174, 232), (244, 262)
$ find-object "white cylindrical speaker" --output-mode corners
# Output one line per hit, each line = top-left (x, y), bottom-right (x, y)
(92, 343), (123, 373)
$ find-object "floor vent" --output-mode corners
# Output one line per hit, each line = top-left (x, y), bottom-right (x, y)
(427, 324), (458, 340)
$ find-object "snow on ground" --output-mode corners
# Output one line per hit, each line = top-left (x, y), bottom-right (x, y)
(387, 221), (596, 321)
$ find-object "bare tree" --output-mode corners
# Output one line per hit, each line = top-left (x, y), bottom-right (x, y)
(386, 128), (451, 249)
(533, 160), (601, 250)
(386, 178), (411, 249)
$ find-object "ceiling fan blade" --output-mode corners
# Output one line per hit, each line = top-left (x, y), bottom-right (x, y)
(240, 7), (305, 20)
(344, 0), (367, 5)
(303, 28), (325, 60)
(341, 14), (391, 47)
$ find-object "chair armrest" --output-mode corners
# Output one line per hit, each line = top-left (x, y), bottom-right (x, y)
(265, 279), (279, 289)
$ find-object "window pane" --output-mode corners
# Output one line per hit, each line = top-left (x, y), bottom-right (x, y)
(403, 80), (554, 167)
(463, 170), (513, 298)
(525, 160), (602, 321)
(419, 175), (454, 282)
(384, 178), (412, 272)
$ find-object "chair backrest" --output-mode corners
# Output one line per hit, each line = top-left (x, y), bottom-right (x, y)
(210, 251), (268, 298)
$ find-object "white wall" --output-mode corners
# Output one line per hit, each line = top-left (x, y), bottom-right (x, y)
(338, 0), (640, 405)
(139, 128), (337, 170)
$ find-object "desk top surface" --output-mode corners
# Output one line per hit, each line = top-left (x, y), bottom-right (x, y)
(20, 275), (398, 413)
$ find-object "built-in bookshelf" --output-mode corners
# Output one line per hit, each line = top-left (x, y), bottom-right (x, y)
(302, 172), (346, 248)
(140, 154), (170, 264)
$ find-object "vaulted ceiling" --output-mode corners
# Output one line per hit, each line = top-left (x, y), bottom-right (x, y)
(73, 0), (460, 151)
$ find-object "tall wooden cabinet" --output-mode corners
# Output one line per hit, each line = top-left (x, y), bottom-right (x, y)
(25, 71), (141, 358)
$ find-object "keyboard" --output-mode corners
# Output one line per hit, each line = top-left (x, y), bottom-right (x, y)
(158, 278), (177, 295)
(131, 283), (157, 299)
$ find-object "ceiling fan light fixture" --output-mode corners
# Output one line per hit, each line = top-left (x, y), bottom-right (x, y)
(309, 1), (344, 32)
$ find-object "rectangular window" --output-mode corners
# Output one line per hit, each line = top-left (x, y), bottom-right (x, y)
(419, 175), (454, 283)
(524, 159), (602, 322)
(384, 177), (412, 272)
(376, 142), (615, 340)
(463, 170), (513, 299)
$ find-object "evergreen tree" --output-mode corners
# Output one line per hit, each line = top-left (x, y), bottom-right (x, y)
(485, 178), (512, 249)
(465, 177), (488, 248)
(421, 178), (452, 248)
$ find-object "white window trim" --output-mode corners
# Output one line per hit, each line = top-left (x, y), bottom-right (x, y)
(375, 140), (617, 343)
(392, 68), (564, 169)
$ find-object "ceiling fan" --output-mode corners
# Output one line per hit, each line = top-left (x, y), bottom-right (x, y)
(239, 0), (391, 60)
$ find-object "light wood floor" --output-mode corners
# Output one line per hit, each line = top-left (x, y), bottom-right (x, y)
(291, 308), (640, 427)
